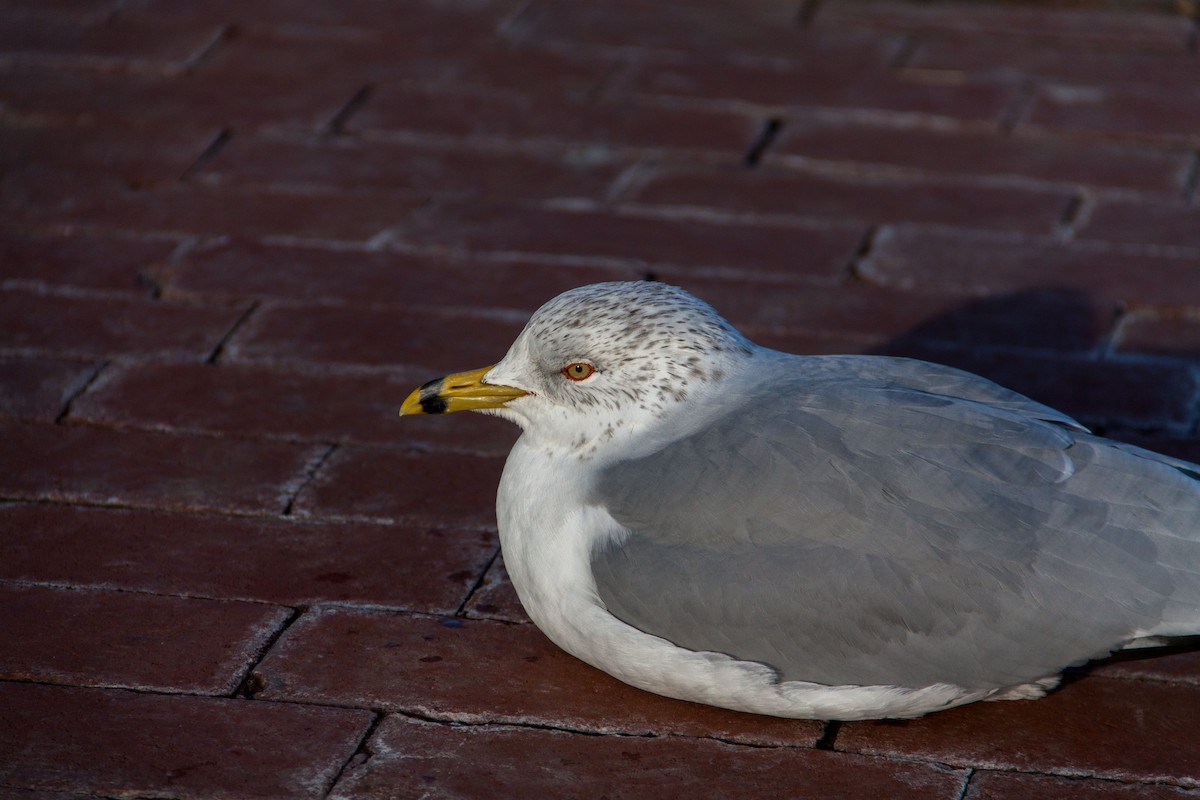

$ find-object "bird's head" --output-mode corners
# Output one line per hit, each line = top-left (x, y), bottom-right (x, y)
(401, 281), (755, 456)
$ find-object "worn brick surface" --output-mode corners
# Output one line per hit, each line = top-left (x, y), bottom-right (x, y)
(618, 58), (1014, 123)
(909, 38), (1200, 94)
(0, 421), (319, 514)
(860, 226), (1200, 309)
(0, 683), (373, 799)
(167, 239), (635, 310)
(0, 582), (290, 693)
(5, 1), (114, 25)
(254, 606), (825, 746)
(515, 1), (903, 61)
(70, 360), (521, 453)
(1114, 310), (1200, 360)
(0, 289), (245, 360)
(225, 303), (526, 371)
(3, 177), (424, 242)
(0, 122), (217, 185)
(0, 504), (497, 612)
(0, 357), (96, 421)
(202, 28), (609, 97)
(0, 14), (223, 71)
(290, 447), (504, 527)
(1080, 198), (1200, 249)
(0, 788), (107, 800)
(351, 85), (762, 156)
(0, 66), (359, 131)
(197, 135), (628, 202)
(630, 166), (1073, 234)
(125, 0), (520, 33)
(676, 276), (1113, 353)
(329, 714), (967, 800)
(463, 553), (530, 624)
(0, 232), (173, 293)
(400, 202), (866, 281)
(1026, 84), (1200, 146)
(770, 118), (1192, 194)
(816, 1), (1193, 46)
(836, 677), (1200, 787)
(964, 770), (1197, 799)
(1092, 647), (1200, 687)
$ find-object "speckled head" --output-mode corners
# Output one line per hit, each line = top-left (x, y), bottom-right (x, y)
(481, 281), (756, 451)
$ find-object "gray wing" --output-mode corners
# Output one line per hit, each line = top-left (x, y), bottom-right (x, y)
(589, 356), (1200, 691)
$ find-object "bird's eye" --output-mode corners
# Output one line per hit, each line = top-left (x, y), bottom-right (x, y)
(562, 362), (595, 381)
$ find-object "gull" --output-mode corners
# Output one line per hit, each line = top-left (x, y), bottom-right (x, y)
(400, 281), (1200, 720)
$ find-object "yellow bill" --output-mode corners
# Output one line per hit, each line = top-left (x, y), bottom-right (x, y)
(400, 364), (528, 416)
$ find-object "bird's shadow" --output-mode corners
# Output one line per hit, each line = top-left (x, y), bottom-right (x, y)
(865, 287), (1200, 446)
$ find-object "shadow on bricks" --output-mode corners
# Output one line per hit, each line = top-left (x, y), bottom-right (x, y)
(869, 288), (1200, 442)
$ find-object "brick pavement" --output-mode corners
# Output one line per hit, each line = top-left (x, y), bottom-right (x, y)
(2, 0), (1200, 796)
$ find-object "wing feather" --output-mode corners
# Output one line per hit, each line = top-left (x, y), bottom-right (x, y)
(589, 355), (1200, 690)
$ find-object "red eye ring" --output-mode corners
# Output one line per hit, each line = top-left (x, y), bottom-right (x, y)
(562, 362), (595, 381)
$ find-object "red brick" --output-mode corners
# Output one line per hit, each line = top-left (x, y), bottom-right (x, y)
(197, 135), (626, 202)
(870, 346), (1199, 429)
(0, 504), (497, 613)
(254, 606), (826, 746)
(1025, 84), (1200, 146)
(0, 231), (173, 293)
(0, 682), (372, 799)
(330, 714), (968, 800)
(909, 38), (1200, 94)
(517, 1), (903, 61)
(0, 583), (290, 693)
(290, 447), (505, 527)
(771, 116), (1192, 195)
(0, 122), (216, 185)
(71, 361), (521, 453)
(629, 166), (1073, 234)
(0, 64), (359, 131)
(0, 289), (245, 360)
(618, 59), (1013, 124)
(3, 173), (423, 241)
(463, 553), (530, 624)
(836, 677), (1200, 787)
(0, 357), (97, 421)
(965, 770), (1194, 800)
(0, 14), (223, 70)
(440, 40), (616, 96)
(0, 421), (320, 514)
(5, 0), (115, 25)
(1114, 310), (1200, 359)
(1092, 648), (1200, 688)
(1080, 197), (1200, 249)
(677, 276), (1111, 353)
(350, 86), (761, 156)
(400, 202), (866, 281)
(860, 226), (1200, 309)
(168, 239), (636, 309)
(129, 0), (518, 34)
(203, 28), (610, 96)
(0, 788), (105, 800)
(226, 303), (526, 371)
(816, 2), (1193, 48)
